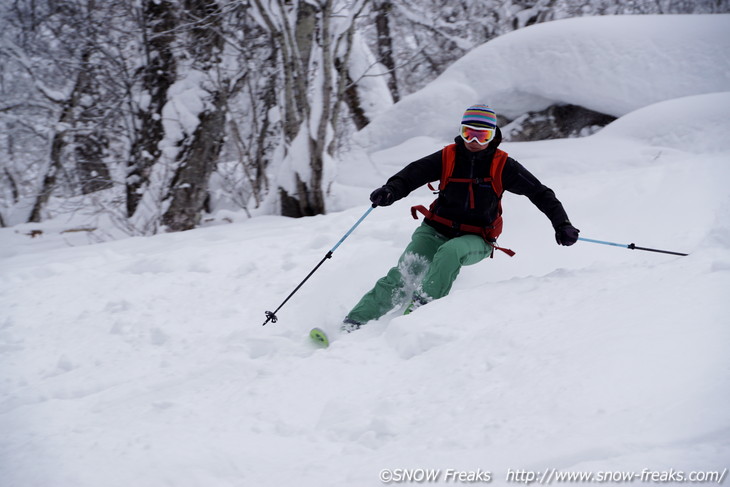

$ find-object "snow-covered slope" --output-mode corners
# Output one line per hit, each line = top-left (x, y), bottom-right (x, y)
(2, 14), (730, 487)
(358, 14), (730, 151)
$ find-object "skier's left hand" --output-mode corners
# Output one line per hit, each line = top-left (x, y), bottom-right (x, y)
(555, 222), (580, 246)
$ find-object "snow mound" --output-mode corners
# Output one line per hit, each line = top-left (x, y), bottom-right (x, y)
(597, 91), (730, 152)
(358, 14), (730, 151)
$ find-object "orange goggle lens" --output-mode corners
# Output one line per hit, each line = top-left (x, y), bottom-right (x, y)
(460, 125), (495, 145)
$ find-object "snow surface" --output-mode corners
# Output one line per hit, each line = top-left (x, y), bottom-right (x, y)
(2, 14), (730, 487)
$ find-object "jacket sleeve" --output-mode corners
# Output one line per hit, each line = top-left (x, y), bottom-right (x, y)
(501, 157), (571, 229)
(383, 149), (443, 201)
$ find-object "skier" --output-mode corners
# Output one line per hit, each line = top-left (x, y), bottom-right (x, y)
(342, 104), (580, 331)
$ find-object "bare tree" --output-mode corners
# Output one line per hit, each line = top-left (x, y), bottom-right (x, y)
(161, 0), (229, 232)
(214, 11), (279, 216)
(250, 0), (373, 217)
(1, 1), (119, 222)
(125, 0), (178, 222)
(372, 0), (399, 102)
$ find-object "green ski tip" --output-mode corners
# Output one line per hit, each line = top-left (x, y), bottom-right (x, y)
(309, 327), (330, 347)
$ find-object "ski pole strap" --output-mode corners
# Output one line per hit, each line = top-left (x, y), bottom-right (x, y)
(578, 237), (688, 256)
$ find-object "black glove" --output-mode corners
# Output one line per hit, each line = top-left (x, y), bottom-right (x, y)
(555, 222), (580, 246)
(370, 186), (395, 207)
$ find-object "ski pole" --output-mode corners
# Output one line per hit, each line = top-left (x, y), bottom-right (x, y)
(578, 237), (688, 256)
(262, 205), (376, 326)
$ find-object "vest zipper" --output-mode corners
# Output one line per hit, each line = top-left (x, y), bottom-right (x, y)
(465, 153), (477, 212)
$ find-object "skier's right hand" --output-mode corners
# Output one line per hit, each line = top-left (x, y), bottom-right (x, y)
(370, 186), (395, 207)
(555, 222), (580, 246)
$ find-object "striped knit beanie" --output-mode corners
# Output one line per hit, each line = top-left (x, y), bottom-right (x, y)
(461, 104), (497, 129)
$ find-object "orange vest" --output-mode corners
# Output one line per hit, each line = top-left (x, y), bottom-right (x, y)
(411, 144), (514, 256)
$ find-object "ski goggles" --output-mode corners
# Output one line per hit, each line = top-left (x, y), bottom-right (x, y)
(460, 124), (496, 145)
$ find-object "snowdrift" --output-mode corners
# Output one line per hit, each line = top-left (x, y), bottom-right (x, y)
(597, 91), (730, 152)
(358, 14), (730, 151)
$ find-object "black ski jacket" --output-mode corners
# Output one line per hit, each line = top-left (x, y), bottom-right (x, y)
(383, 128), (571, 239)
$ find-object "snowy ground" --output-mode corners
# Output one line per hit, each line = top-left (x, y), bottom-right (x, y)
(2, 14), (730, 487)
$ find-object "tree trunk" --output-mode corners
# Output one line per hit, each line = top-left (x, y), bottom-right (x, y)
(261, 0), (336, 218)
(73, 48), (112, 195)
(27, 129), (65, 222)
(27, 44), (113, 221)
(374, 1), (400, 102)
(74, 129), (111, 194)
(161, 93), (227, 231)
(28, 88), (76, 222)
(126, 0), (178, 218)
(160, 0), (226, 231)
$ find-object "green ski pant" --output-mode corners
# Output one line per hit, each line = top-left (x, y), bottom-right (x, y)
(346, 223), (492, 324)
